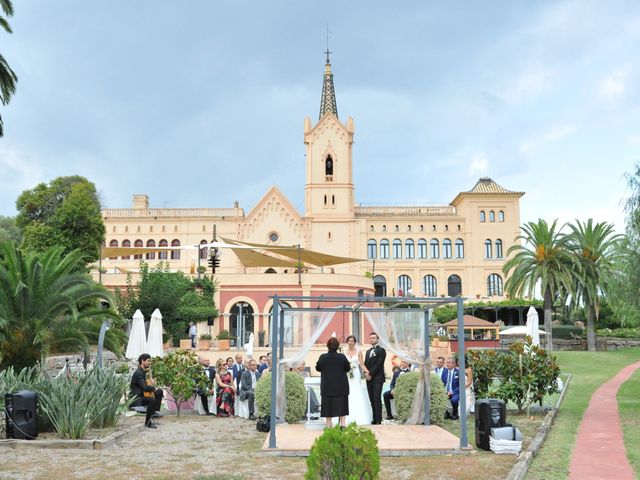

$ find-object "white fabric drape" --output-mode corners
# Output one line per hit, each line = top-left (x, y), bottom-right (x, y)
(126, 309), (148, 360)
(364, 310), (432, 424)
(147, 308), (165, 357)
(275, 311), (336, 422)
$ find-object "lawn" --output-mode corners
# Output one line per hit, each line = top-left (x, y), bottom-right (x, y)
(618, 366), (640, 475)
(525, 348), (640, 480)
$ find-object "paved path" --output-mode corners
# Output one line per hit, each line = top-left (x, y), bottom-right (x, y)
(569, 360), (640, 480)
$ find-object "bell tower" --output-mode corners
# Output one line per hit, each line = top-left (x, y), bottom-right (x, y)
(304, 51), (355, 219)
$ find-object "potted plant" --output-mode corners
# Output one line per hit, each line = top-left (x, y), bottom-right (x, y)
(198, 333), (212, 350)
(258, 330), (266, 347)
(217, 329), (230, 350)
(197, 265), (207, 274)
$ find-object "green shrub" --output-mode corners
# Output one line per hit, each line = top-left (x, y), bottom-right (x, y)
(551, 325), (584, 339)
(89, 367), (129, 428)
(254, 371), (306, 423)
(393, 371), (447, 424)
(152, 350), (207, 416)
(468, 349), (499, 399)
(217, 329), (230, 340)
(305, 424), (379, 480)
(596, 327), (640, 339)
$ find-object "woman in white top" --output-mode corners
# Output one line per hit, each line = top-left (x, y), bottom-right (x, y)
(343, 335), (372, 425)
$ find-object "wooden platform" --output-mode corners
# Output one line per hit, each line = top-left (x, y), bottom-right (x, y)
(261, 423), (473, 457)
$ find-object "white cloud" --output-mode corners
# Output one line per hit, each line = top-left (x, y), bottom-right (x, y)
(469, 153), (489, 177)
(0, 148), (43, 185)
(519, 124), (578, 154)
(628, 134), (640, 145)
(600, 66), (630, 100)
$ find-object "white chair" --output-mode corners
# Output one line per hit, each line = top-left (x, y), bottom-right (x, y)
(194, 393), (216, 415)
(234, 380), (250, 418)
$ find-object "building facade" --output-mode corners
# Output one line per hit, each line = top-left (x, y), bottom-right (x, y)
(99, 55), (524, 343)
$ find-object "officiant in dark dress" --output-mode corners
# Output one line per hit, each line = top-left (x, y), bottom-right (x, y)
(315, 336), (351, 428)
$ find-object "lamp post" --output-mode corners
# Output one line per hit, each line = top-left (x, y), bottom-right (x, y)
(237, 302), (248, 349)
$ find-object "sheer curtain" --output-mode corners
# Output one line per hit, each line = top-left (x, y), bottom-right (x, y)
(275, 311), (336, 421)
(364, 309), (432, 424)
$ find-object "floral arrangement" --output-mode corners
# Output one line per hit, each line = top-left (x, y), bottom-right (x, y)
(348, 360), (359, 379)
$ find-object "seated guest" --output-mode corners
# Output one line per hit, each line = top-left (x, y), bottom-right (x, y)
(215, 359), (236, 417)
(197, 358), (216, 415)
(129, 353), (164, 429)
(434, 356), (445, 377)
(232, 353), (245, 389)
(257, 355), (269, 374)
(440, 356), (460, 420)
(384, 361), (410, 420)
(239, 359), (261, 420)
(293, 361), (320, 416)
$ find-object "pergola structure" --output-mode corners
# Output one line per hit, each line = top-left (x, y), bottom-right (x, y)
(267, 294), (470, 450)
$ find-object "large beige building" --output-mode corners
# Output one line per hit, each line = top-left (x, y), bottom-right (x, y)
(100, 55), (524, 343)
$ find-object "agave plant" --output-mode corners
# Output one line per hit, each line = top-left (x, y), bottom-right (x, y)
(0, 242), (125, 371)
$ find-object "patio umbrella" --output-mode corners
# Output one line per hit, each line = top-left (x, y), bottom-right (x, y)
(148, 308), (165, 357)
(244, 332), (254, 359)
(500, 326), (549, 336)
(526, 306), (541, 347)
(126, 309), (148, 360)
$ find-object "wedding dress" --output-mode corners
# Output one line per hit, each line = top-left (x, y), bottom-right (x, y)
(344, 351), (372, 425)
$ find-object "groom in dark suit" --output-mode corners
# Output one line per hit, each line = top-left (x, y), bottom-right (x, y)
(364, 332), (386, 424)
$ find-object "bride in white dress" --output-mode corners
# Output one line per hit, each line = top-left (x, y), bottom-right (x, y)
(343, 335), (372, 425)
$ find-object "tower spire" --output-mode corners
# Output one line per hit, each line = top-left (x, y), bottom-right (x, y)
(319, 48), (338, 119)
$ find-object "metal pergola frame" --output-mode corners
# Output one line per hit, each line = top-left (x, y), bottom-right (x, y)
(268, 294), (469, 450)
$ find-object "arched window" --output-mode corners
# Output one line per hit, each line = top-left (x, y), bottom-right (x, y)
(397, 275), (412, 296)
(230, 302), (255, 347)
(495, 239), (503, 259)
(489, 211), (495, 222)
(405, 239), (415, 259)
(109, 239), (118, 259)
(122, 239), (131, 259)
(367, 239), (377, 259)
(382, 225), (387, 232)
(418, 239), (427, 259)
(499, 210), (505, 222)
(171, 239), (180, 260)
(158, 239), (168, 260)
(423, 275), (437, 297)
(325, 155), (333, 176)
(199, 240), (208, 260)
(485, 239), (493, 259)
(380, 239), (390, 259)
(324, 195), (327, 205)
(332, 194), (335, 205)
(443, 239), (452, 259)
(447, 274), (462, 297)
(146, 239), (156, 260)
(265, 268), (277, 274)
(430, 239), (440, 259)
(480, 210), (486, 222)
(487, 273), (503, 296)
(455, 239), (464, 258)
(393, 239), (402, 259)
(134, 239), (143, 259)
(374, 275), (387, 297)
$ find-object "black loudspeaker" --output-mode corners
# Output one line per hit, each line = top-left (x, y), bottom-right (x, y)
(475, 398), (506, 451)
(207, 316), (214, 326)
(5, 390), (38, 440)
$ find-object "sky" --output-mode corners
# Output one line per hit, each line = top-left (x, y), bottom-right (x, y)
(1, 1), (639, 232)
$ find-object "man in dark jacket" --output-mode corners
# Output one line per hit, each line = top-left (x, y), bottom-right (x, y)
(364, 332), (387, 424)
(383, 360), (410, 420)
(129, 353), (164, 428)
(196, 358), (216, 415)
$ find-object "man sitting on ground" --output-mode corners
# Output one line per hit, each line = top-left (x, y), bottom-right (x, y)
(383, 360), (410, 420)
(239, 359), (261, 420)
(129, 353), (164, 429)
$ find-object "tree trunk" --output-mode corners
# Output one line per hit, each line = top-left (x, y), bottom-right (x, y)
(586, 304), (597, 352)
(543, 286), (553, 352)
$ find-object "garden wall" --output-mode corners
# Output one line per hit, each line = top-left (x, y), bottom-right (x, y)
(499, 337), (640, 351)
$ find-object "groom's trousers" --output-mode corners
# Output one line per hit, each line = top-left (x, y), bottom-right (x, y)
(367, 380), (384, 424)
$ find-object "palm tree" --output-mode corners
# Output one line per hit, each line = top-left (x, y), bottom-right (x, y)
(566, 219), (623, 351)
(0, 242), (125, 370)
(0, 0), (18, 137)
(502, 219), (574, 351)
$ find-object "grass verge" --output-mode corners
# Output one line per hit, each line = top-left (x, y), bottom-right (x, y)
(525, 348), (640, 480)
(618, 366), (640, 477)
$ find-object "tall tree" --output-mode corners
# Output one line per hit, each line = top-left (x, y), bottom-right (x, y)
(503, 219), (574, 351)
(16, 176), (105, 263)
(0, 215), (21, 244)
(0, 243), (125, 371)
(567, 220), (623, 351)
(0, 0), (17, 137)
